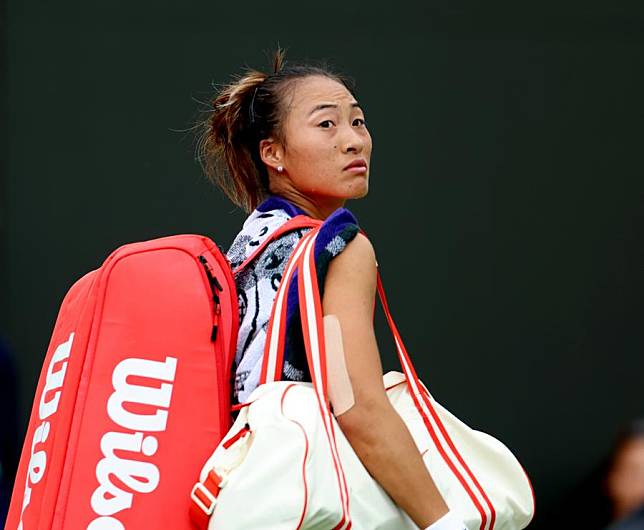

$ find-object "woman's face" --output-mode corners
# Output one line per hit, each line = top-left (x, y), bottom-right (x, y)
(266, 75), (372, 204)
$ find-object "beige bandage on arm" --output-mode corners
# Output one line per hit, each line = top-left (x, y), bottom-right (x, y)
(323, 314), (355, 416)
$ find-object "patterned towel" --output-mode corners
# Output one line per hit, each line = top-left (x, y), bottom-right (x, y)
(226, 194), (360, 404)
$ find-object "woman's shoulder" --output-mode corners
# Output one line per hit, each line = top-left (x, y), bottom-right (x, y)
(313, 206), (361, 262)
(320, 208), (373, 269)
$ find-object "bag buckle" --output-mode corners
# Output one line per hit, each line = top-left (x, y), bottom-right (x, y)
(191, 481), (217, 516)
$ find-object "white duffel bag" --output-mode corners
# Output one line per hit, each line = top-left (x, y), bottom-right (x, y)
(190, 228), (535, 530)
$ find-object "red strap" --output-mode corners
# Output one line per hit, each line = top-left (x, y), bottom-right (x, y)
(232, 215), (321, 275)
(190, 425), (252, 529)
(235, 225), (495, 530)
(297, 233), (352, 529)
(370, 250), (497, 530)
(258, 229), (319, 386)
(222, 425), (250, 449)
(189, 468), (224, 529)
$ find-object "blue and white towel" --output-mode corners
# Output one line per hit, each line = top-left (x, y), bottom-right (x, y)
(226, 194), (360, 404)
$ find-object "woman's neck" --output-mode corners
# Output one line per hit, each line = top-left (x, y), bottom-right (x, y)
(271, 189), (346, 221)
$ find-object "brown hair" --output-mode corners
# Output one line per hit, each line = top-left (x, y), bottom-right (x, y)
(196, 47), (355, 213)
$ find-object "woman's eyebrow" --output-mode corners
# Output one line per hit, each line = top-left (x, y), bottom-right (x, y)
(308, 102), (362, 116)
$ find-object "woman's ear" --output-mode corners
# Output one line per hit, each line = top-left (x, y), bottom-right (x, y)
(259, 137), (284, 171)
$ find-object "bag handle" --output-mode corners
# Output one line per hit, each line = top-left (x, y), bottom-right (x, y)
(232, 216), (496, 528)
(259, 228), (319, 385)
(296, 229), (497, 530)
(375, 266), (497, 528)
(254, 227), (351, 527)
(294, 230), (352, 529)
(258, 226), (494, 529)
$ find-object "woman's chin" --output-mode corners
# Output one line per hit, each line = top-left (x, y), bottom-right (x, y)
(350, 178), (369, 199)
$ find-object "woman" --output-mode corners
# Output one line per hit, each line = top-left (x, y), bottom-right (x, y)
(197, 48), (464, 530)
(604, 419), (644, 529)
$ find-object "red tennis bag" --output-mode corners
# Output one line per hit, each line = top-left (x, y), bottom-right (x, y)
(6, 216), (316, 530)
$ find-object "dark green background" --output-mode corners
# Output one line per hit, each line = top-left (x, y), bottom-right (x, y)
(2, 1), (643, 528)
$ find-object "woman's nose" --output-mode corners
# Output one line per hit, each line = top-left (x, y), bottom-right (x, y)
(341, 127), (364, 153)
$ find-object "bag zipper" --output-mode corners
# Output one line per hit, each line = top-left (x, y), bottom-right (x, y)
(198, 255), (223, 342)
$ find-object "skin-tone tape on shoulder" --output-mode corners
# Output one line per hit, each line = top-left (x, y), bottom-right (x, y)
(323, 314), (355, 417)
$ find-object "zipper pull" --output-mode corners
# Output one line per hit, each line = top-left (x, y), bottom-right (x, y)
(211, 314), (219, 342)
(200, 255), (223, 342)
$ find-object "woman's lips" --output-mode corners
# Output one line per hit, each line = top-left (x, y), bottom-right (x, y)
(344, 165), (368, 173)
(343, 158), (368, 173)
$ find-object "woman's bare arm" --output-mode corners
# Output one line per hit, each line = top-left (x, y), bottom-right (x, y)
(321, 233), (450, 528)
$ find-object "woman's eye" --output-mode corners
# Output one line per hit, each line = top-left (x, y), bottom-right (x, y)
(319, 120), (334, 128)
(353, 118), (366, 126)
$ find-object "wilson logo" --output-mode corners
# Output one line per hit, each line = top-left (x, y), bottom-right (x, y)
(18, 332), (75, 530)
(87, 356), (177, 530)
